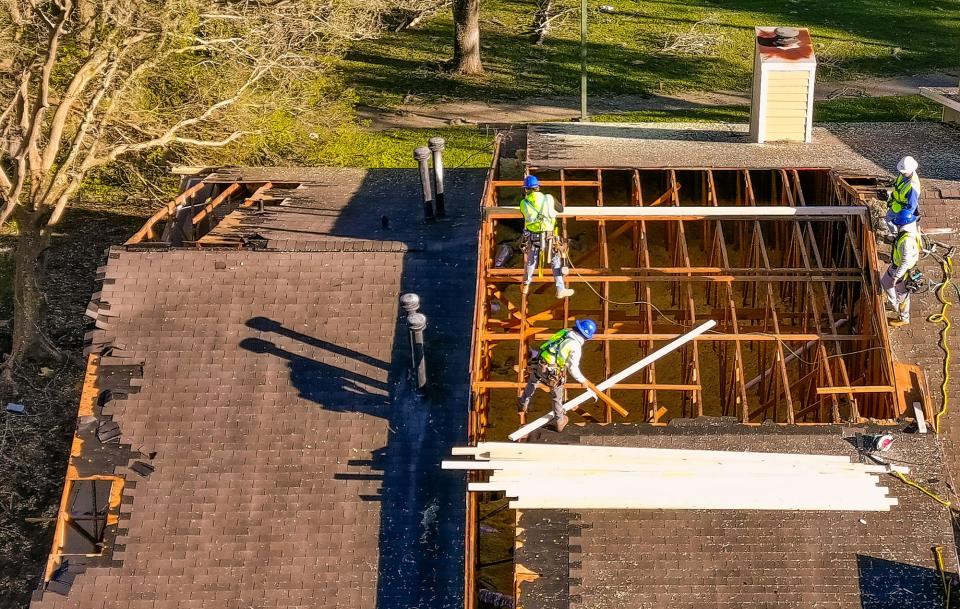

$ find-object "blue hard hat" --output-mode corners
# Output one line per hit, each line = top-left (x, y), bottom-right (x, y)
(523, 175), (540, 189)
(574, 319), (597, 340)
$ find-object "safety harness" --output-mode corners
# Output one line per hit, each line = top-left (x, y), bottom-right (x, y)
(519, 191), (567, 278)
(889, 173), (921, 215)
(530, 329), (577, 387)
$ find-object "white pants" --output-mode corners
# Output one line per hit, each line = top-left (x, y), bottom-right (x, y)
(880, 265), (910, 322)
(523, 234), (566, 290)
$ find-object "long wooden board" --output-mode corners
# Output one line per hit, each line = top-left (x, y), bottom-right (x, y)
(485, 205), (868, 221)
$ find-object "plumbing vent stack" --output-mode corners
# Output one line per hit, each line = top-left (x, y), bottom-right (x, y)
(749, 26), (817, 144)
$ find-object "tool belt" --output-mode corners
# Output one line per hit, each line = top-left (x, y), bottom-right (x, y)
(529, 356), (564, 388)
(905, 268), (924, 293)
(520, 230), (568, 258)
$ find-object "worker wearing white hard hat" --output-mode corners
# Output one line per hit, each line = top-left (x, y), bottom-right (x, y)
(884, 156), (921, 234)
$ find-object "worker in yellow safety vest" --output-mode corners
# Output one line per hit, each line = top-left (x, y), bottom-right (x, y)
(519, 175), (574, 299)
(880, 221), (922, 327)
(517, 319), (597, 432)
(884, 156), (921, 234)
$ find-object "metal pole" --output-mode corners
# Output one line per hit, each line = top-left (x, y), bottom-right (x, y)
(414, 146), (435, 223)
(580, 0), (588, 122)
(407, 312), (428, 392)
(428, 137), (447, 218)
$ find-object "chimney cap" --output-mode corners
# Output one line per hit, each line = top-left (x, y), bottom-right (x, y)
(774, 27), (800, 39)
(755, 26), (816, 63)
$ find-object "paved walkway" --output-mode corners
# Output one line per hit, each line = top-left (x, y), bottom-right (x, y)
(359, 70), (960, 129)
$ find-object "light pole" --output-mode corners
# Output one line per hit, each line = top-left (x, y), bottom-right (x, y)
(580, 0), (588, 121)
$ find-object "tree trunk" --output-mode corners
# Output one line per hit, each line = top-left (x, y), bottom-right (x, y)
(5, 208), (61, 372)
(452, 0), (483, 74)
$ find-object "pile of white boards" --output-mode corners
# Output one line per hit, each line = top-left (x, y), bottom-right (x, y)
(442, 442), (903, 511)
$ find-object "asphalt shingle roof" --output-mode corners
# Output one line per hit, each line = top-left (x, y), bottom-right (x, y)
(516, 423), (958, 609)
(31, 167), (485, 609)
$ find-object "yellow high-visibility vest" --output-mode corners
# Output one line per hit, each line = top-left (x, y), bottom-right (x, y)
(520, 192), (557, 233)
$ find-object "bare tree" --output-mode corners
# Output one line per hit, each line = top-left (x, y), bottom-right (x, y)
(0, 0), (398, 378)
(452, 0), (483, 74)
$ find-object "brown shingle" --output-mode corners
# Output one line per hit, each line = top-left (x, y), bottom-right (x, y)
(518, 425), (957, 609)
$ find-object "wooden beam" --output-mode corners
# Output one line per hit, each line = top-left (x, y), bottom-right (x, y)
(485, 206), (868, 220)
(816, 386), (895, 395)
(492, 179), (599, 187)
(488, 272), (864, 283)
(473, 381), (700, 391)
(480, 331), (877, 342)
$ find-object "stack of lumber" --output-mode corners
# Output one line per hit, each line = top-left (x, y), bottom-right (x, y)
(442, 442), (903, 511)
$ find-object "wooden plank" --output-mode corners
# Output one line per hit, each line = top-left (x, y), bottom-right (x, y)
(509, 321), (717, 440)
(511, 481), (897, 511)
(815, 385), (895, 395)
(463, 442), (859, 464)
(492, 180), (599, 187)
(483, 478), (888, 494)
(470, 478), (886, 493)
(443, 460), (894, 475)
(508, 497), (896, 512)
(480, 331), (874, 342)
(485, 206), (867, 220)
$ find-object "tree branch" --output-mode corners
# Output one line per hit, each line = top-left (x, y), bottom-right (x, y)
(40, 53), (122, 208)
(81, 65), (268, 170)
(170, 132), (248, 147)
(39, 48), (111, 172)
(23, 0), (72, 191)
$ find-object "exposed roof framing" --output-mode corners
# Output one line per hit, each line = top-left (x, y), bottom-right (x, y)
(469, 162), (900, 438)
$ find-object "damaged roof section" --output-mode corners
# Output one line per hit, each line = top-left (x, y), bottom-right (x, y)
(32, 166), (484, 609)
(34, 248), (404, 608)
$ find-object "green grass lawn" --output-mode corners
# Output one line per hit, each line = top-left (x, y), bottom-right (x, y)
(342, 0), (960, 107)
(305, 126), (496, 168)
(274, 95), (940, 171)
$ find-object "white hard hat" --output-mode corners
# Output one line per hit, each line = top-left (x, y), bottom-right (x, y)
(897, 156), (918, 174)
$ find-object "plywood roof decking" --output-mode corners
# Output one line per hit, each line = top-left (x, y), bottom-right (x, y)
(526, 122), (960, 175)
(515, 423), (958, 609)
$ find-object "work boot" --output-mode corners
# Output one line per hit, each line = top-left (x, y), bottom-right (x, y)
(517, 398), (528, 414)
(553, 414), (569, 432)
(888, 316), (909, 328)
(521, 283), (530, 296)
(556, 287), (575, 299)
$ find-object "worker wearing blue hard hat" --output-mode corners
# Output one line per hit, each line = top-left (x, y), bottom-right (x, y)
(519, 174), (574, 299)
(518, 319), (598, 432)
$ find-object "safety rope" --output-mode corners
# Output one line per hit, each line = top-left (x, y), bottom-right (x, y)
(927, 249), (955, 433)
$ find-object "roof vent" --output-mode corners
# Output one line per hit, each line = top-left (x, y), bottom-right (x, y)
(749, 26), (817, 144)
(773, 27), (800, 48)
